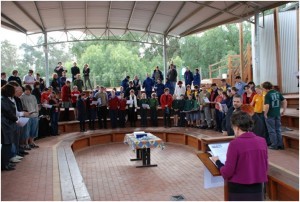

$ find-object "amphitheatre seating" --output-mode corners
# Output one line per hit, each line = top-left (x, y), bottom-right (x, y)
(282, 129), (299, 150)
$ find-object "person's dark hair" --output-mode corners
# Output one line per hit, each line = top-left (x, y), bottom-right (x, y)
(221, 79), (226, 82)
(262, 81), (273, 90)
(8, 81), (19, 87)
(248, 81), (255, 86)
(194, 85), (199, 89)
(1, 72), (6, 76)
(211, 83), (217, 87)
(195, 68), (199, 72)
(231, 87), (238, 92)
(12, 70), (18, 75)
(222, 92), (229, 99)
(243, 85), (250, 90)
(36, 73), (40, 76)
(28, 69), (33, 73)
(1, 84), (15, 97)
(233, 94), (243, 102)
(126, 76), (130, 79)
(34, 81), (40, 88)
(235, 76), (241, 79)
(66, 80), (71, 84)
(231, 111), (253, 132)
(58, 62), (62, 65)
(24, 84), (32, 92)
(177, 81), (183, 85)
(164, 88), (169, 92)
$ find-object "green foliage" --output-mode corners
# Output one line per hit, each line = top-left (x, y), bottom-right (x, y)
(1, 40), (20, 74)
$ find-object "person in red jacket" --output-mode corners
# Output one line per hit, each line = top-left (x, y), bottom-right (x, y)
(71, 86), (80, 119)
(242, 85), (256, 104)
(160, 88), (173, 127)
(118, 92), (127, 128)
(61, 80), (72, 121)
(41, 87), (52, 104)
(108, 90), (120, 128)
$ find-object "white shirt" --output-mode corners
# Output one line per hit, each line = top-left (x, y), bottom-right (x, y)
(23, 74), (35, 86)
(174, 85), (186, 98)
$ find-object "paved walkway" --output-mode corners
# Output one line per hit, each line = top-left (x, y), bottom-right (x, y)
(1, 127), (299, 201)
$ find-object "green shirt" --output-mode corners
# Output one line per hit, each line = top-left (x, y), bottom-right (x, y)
(264, 89), (284, 117)
(184, 99), (195, 111)
(172, 99), (180, 110)
(138, 98), (149, 108)
(149, 98), (158, 109)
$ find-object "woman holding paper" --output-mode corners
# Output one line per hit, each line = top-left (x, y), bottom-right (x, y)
(211, 111), (268, 201)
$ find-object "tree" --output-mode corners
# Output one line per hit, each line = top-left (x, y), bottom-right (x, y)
(1, 40), (20, 74)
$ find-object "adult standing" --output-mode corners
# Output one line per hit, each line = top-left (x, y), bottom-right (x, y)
(184, 67), (194, 87)
(1, 72), (7, 87)
(54, 62), (66, 87)
(152, 66), (164, 83)
(1, 84), (18, 171)
(167, 64), (177, 94)
(262, 81), (287, 150)
(23, 69), (36, 88)
(193, 68), (201, 87)
(71, 62), (80, 83)
(234, 76), (246, 96)
(153, 78), (165, 105)
(142, 73), (154, 98)
(133, 75), (141, 96)
(121, 76), (130, 90)
(83, 64), (92, 90)
(211, 111), (268, 201)
(94, 86), (108, 129)
(8, 70), (22, 87)
(61, 81), (72, 121)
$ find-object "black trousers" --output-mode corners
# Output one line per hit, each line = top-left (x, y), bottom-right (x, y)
(140, 109), (148, 127)
(150, 108), (158, 126)
(79, 120), (85, 131)
(1, 144), (12, 168)
(63, 108), (69, 121)
(228, 182), (263, 201)
(109, 109), (118, 128)
(164, 110), (171, 127)
(128, 107), (136, 127)
(119, 110), (126, 127)
(97, 106), (108, 128)
(179, 112), (186, 127)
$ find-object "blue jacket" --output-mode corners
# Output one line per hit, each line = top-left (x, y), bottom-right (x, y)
(154, 83), (165, 97)
(121, 78), (129, 90)
(143, 77), (154, 92)
(193, 73), (201, 87)
(184, 71), (194, 86)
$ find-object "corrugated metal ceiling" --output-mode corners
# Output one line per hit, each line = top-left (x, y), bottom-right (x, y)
(1, 1), (288, 37)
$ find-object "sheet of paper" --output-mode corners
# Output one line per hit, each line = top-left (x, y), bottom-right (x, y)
(221, 104), (228, 113)
(42, 104), (52, 109)
(97, 98), (102, 105)
(126, 100), (133, 105)
(91, 101), (98, 105)
(203, 97), (210, 103)
(142, 104), (150, 109)
(208, 142), (229, 165)
(17, 117), (29, 127)
(203, 167), (224, 189)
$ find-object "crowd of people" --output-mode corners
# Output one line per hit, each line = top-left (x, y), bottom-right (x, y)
(1, 61), (288, 171)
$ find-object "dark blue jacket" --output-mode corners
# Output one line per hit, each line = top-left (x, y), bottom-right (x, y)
(142, 77), (154, 92)
(184, 71), (194, 86)
(154, 83), (165, 97)
(121, 78), (129, 90)
(77, 98), (86, 122)
(193, 73), (201, 87)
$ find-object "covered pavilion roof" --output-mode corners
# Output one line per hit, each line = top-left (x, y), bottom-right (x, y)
(1, 1), (288, 38)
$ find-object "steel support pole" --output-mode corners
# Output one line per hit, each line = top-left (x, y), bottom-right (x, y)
(44, 32), (49, 87)
(254, 13), (260, 85)
(163, 35), (167, 83)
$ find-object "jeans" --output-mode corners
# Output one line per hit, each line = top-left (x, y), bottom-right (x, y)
(215, 109), (224, 132)
(24, 117), (39, 139)
(200, 106), (212, 127)
(170, 82), (176, 95)
(50, 112), (59, 135)
(265, 116), (283, 148)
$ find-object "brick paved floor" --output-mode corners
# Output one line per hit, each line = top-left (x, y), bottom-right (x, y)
(75, 143), (224, 201)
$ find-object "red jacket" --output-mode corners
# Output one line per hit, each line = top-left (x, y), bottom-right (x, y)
(108, 96), (119, 110)
(61, 85), (71, 102)
(243, 92), (256, 104)
(119, 98), (127, 110)
(71, 90), (80, 104)
(41, 92), (50, 103)
(160, 94), (173, 109)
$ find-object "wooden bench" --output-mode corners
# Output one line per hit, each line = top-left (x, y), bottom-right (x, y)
(281, 108), (299, 128)
(282, 130), (299, 150)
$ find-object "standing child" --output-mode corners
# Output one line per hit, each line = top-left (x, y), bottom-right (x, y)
(127, 89), (138, 127)
(74, 74), (84, 93)
(149, 93), (158, 126)
(71, 86), (80, 119)
(172, 94), (180, 127)
(184, 94), (195, 127)
(48, 92), (60, 136)
(77, 93), (86, 132)
(118, 92), (127, 128)
(214, 89), (224, 132)
(138, 93), (149, 127)
(178, 94), (186, 127)
(193, 94), (201, 128)
(160, 88), (173, 127)
(108, 90), (119, 129)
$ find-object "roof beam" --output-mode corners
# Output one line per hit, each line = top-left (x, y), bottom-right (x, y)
(12, 1), (44, 32)
(126, 1), (136, 30)
(60, 2), (66, 30)
(165, 1), (186, 35)
(34, 1), (45, 32)
(180, 2), (240, 36)
(106, 1), (112, 29)
(145, 1), (161, 32)
(168, 1), (212, 33)
(1, 20), (27, 33)
(1, 13), (27, 33)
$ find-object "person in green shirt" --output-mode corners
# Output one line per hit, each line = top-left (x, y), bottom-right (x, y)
(149, 93), (159, 126)
(172, 94), (181, 127)
(193, 94), (201, 128)
(138, 93), (149, 127)
(73, 74), (84, 93)
(184, 94), (195, 127)
(262, 81), (287, 150)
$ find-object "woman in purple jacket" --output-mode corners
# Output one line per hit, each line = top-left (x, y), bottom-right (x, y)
(212, 111), (268, 201)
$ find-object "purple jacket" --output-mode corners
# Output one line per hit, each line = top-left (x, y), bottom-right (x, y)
(220, 132), (268, 184)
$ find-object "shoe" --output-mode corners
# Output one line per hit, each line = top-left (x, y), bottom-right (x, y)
(10, 157), (21, 163)
(15, 155), (23, 160)
(278, 146), (285, 150)
(268, 146), (278, 150)
(2, 165), (15, 171)
(207, 126), (214, 129)
(30, 144), (39, 148)
(20, 151), (29, 155)
(8, 163), (16, 167)
(24, 145), (31, 150)
(200, 125), (208, 129)
(17, 153), (25, 157)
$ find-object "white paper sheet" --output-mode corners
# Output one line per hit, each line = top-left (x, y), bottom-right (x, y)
(126, 100), (133, 105)
(203, 97), (210, 103)
(204, 167), (224, 189)
(91, 101), (98, 105)
(17, 117), (29, 127)
(208, 142), (229, 165)
(142, 104), (150, 109)
(42, 104), (52, 109)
